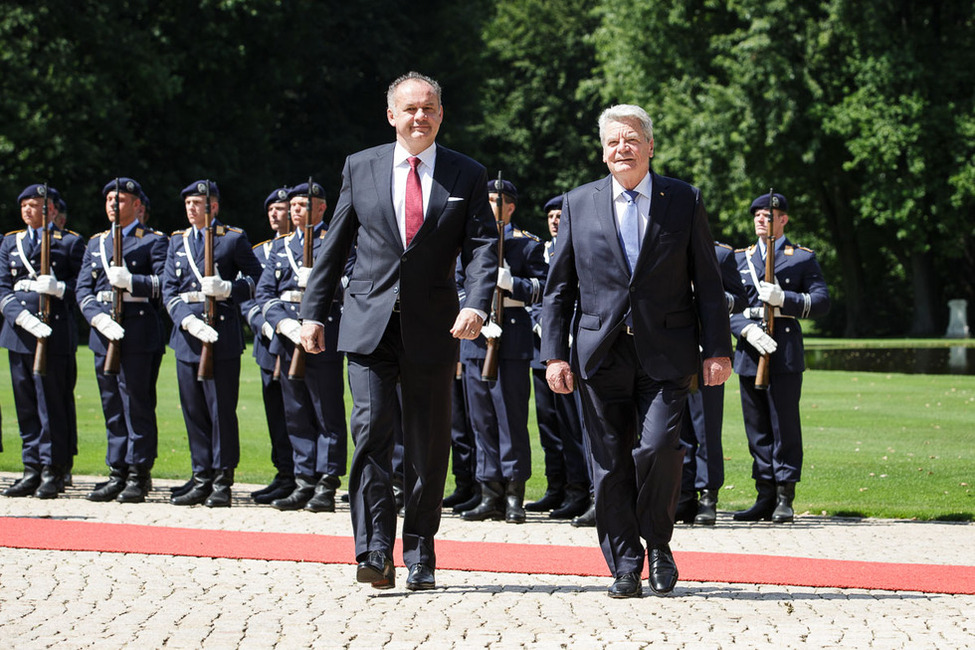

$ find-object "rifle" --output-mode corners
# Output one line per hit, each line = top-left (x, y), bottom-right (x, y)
(103, 178), (124, 376)
(32, 183), (52, 377)
(271, 192), (294, 382)
(481, 171), (506, 382)
(754, 187), (777, 391)
(287, 177), (314, 381)
(197, 181), (216, 381)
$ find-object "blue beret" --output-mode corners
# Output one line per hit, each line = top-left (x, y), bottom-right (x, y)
(264, 187), (291, 211)
(750, 192), (788, 214)
(287, 182), (326, 202)
(487, 179), (518, 200)
(180, 180), (220, 200)
(17, 184), (61, 204)
(56, 197), (67, 212)
(139, 191), (151, 209)
(102, 177), (144, 198)
(543, 195), (563, 213)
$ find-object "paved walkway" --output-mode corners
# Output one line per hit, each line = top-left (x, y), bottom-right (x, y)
(1, 472), (973, 649)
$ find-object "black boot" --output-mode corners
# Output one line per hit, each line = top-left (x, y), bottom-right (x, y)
(460, 481), (505, 521)
(452, 483), (482, 514)
(571, 501), (596, 527)
(251, 472), (296, 504)
(694, 489), (718, 526)
(117, 465), (152, 504)
(505, 480), (527, 524)
(772, 483), (795, 523)
(305, 474), (340, 513)
(733, 479), (776, 521)
(675, 490), (698, 524)
(170, 477), (195, 497)
(171, 471), (213, 506)
(3, 464), (42, 498)
(524, 475), (565, 512)
(271, 475), (317, 511)
(87, 466), (128, 502)
(205, 469), (235, 508)
(442, 479), (476, 509)
(34, 465), (66, 500)
(549, 483), (591, 519)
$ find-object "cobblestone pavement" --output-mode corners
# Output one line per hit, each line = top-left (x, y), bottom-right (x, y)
(1, 472), (973, 649)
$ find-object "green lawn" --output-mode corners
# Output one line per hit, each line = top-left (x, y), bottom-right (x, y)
(1, 346), (972, 521)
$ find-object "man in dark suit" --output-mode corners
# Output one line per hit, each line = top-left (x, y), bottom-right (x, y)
(541, 104), (732, 598)
(299, 72), (498, 591)
(76, 178), (169, 503)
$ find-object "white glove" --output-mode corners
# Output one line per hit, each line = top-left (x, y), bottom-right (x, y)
(32, 275), (66, 298)
(741, 323), (778, 355)
(743, 306), (764, 320)
(481, 321), (503, 339)
(757, 281), (785, 307)
(276, 318), (303, 345)
(181, 315), (218, 343)
(91, 312), (125, 341)
(497, 267), (514, 292)
(296, 267), (312, 289)
(15, 311), (52, 338)
(261, 322), (274, 340)
(107, 265), (134, 292)
(201, 275), (232, 299)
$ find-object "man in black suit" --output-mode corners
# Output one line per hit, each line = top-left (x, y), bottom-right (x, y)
(541, 104), (732, 598)
(299, 72), (498, 591)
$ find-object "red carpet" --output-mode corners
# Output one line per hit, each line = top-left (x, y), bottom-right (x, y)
(1, 516), (973, 594)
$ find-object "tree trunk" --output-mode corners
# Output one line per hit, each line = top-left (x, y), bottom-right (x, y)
(909, 250), (939, 336)
(819, 183), (866, 337)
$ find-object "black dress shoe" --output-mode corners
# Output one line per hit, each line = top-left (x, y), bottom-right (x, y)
(571, 502), (596, 527)
(251, 473), (296, 504)
(356, 551), (395, 589)
(648, 544), (679, 594)
(524, 487), (564, 512)
(406, 563), (436, 591)
(608, 572), (642, 598)
(3, 464), (42, 498)
(34, 466), (65, 500)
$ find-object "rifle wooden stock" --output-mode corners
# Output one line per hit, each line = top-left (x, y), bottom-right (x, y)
(104, 187), (124, 376)
(32, 188), (52, 377)
(271, 207), (294, 382)
(288, 180), (315, 381)
(197, 185), (216, 381)
(481, 174), (506, 382)
(754, 188), (777, 391)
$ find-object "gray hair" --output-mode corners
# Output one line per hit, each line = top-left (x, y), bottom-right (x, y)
(598, 104), (654, 144)
(387, 72), (443, 113)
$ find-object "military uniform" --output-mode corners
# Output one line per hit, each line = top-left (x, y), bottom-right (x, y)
(0, 186), (85, 498)
(162, 185), (263, 507)
(76, 203), (168, 502)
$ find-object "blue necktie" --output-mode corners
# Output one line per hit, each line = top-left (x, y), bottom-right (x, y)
(620, 189), (641, 273)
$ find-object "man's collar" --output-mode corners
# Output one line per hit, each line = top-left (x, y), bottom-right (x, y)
(611, 172), (652, 200)
(394, 142), (437, 168)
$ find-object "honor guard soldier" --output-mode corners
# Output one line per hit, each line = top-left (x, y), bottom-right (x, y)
(459, 179), (547, 524)
(162, 180), (263, 507)
(676, 241), (748, 525)
(730, 192), (830, 523)
(242, 187), (297, 504)
(527, 195), (591, 520)
(76, 178), (168, 503)
(256, 181), (349, 511)
(0, 184), (84, 499)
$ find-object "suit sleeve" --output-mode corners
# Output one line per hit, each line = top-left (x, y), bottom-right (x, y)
(540, 195), (577, 364)
(458, 165), (499, 315)
(688, 193), (732, 360)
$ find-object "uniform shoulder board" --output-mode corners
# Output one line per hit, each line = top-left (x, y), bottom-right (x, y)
(513, 228), (541, 242)
(798, 245), (814, 253)
(735, 246), (750, 253)
(171, 228), (189, 236)
(4, 229), (26, 237)
(65, 229), (82, 238)
(253, 238), (273, 249)
(716, 242), (734, 251)
(784, 246), (794, 256)
(215, 225), (227, 236)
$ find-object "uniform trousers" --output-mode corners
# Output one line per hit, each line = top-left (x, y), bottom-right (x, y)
(94, 351), (160, 468)
(259, 366), (293, 475)
(175, 357), (241, 471)
(680, 380), (725, 493)
(532, 367), (589, 485)
(279, 354), (347, 477)
(9, 351), (74, 468)
(463, 358), (532, 483)
(739, 372), (804, 483)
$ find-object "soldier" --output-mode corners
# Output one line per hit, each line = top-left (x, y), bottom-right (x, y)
(459, 180), (547, 524)
(0, 184), (84, 499)
(730, 192), (830, 523)
(77, 178), (168, 503)
(243, 187), (297, 504)
(162, 180), (263, 507)
(256, 181), (349, 511)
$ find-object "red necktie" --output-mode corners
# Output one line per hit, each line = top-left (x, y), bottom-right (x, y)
(405, 156), (423, 245)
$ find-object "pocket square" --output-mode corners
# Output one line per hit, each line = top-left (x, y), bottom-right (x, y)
(447, 196), (464, 202)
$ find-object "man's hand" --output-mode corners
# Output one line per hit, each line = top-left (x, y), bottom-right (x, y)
(91, 313), (125, 341)
(181, 315), (218, 343)
(702, 356), (732, 386)
(32, 275), (66, 298)
(300, 321), (326, 354)
(296, 267), (312, 289)
(450, 308), (484, 340)
(261, 322), (274, 340)
(546, 360), (575, 394)
(758, 281), (785, 307)
(107, 265), (134, 292)
(277, 318), (303, 345)
(201, 275), (232, 299)
(14, 311), (52, 339)
(741, 323), (777, 355)
(497, 267), (513, 292)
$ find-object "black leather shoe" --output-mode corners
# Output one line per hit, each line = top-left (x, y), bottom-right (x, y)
(524, 486), (564, 512)
(305, 475), (340, 513)
(116, 465), (152, 504)
(771, 483), (795, 523)
(87, 467), (127, 502)
(549, 484), (590, 519)
(251, 473), (296, 505)
(34, 466), (65, 500)
(451, 485), (481, 514)
(648, 544), (679, 594)
(406, 563), (436, 591)
(356, 551), (394, 589)
(169, 477), (195, 497)
(442, 483), (475, 509)
(608, 572), (642, 598)
(460, 481), (505, 521)
(504, 480), (526, 524)
(733, 479), (776, 521)
(694, 489), (718, 526)
(271, 475), (316, 511)
(3, 464), (42, 498)
(675, 491), (698, 524)
(571, 502), (596, 527)
(204, 469), (234, 508)
(171, 471), (213, 506)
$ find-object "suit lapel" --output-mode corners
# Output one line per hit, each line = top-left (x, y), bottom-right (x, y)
(636, 172), (670, 274)
(593, 175), (631, 276)
(370, 144), (401, 248)
(408, 144), (456, 250)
